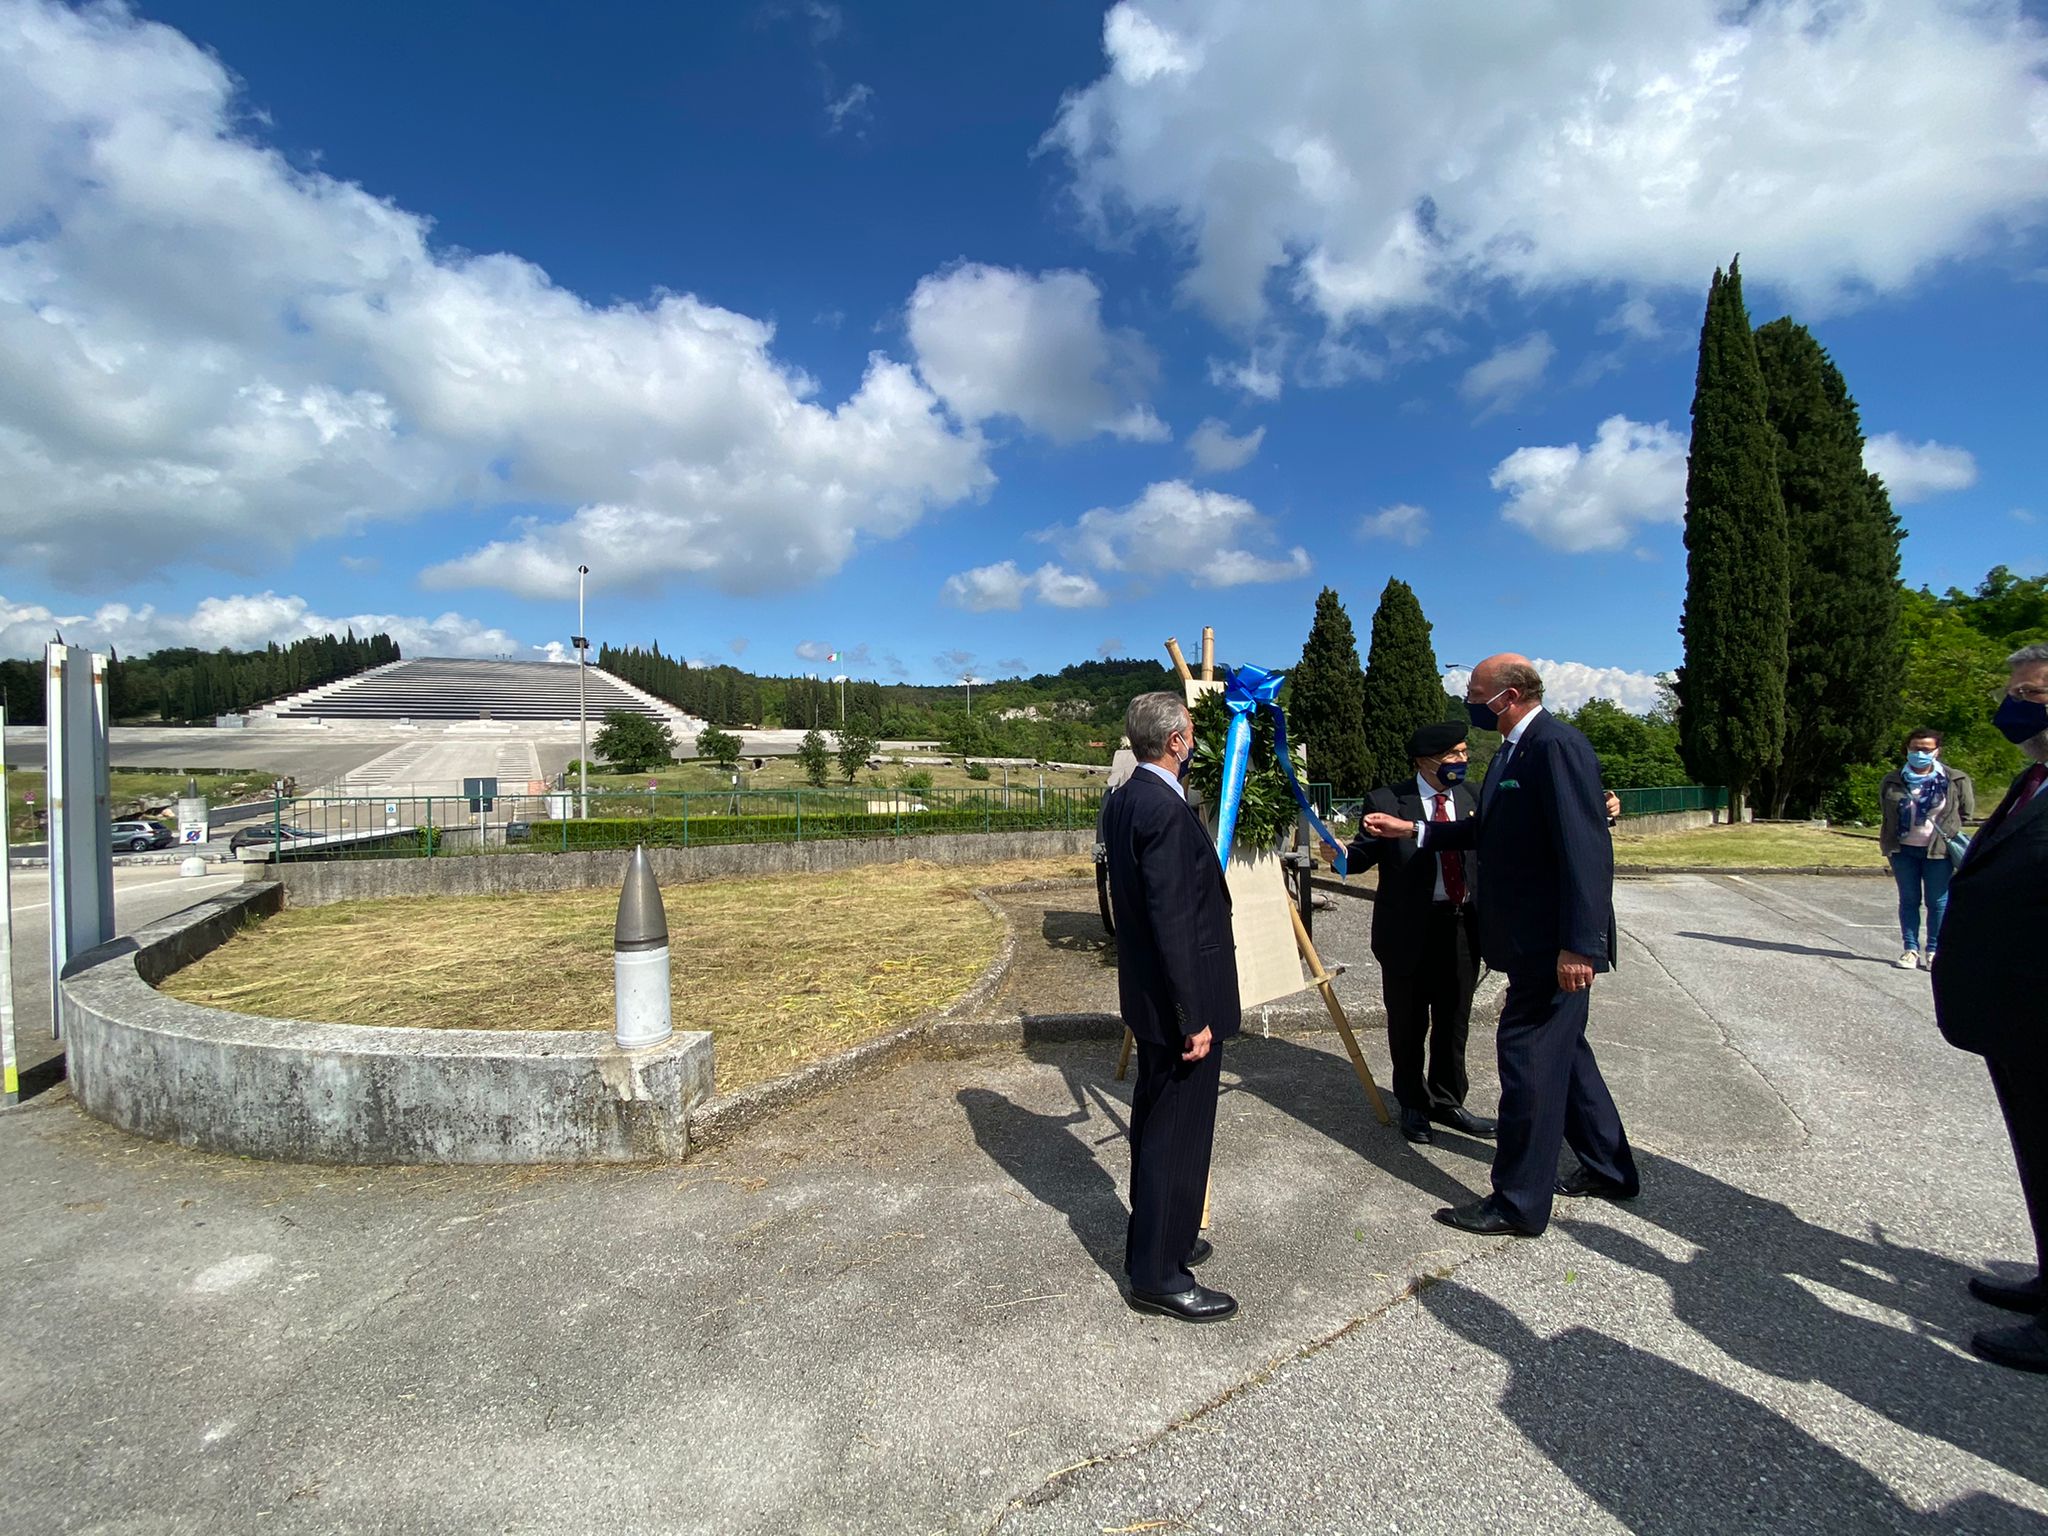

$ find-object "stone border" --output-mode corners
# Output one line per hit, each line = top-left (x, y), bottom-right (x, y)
(59, 882), (712, 1166)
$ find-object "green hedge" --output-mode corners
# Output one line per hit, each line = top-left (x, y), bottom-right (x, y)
(528, 807), (1089, 851)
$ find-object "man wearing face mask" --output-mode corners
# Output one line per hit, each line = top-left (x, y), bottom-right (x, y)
(1337, 722), (1495, 1145)
(1101, 690), (1241, 1322)
(1931, 644), (2048, 1373)
(1359, 655), (1637, 1237)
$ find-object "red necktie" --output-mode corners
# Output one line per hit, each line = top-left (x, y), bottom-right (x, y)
(1434, 792), (1466, 904)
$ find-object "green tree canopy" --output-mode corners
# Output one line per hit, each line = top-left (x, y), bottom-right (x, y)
(1358, 578), (1446, 791)
(796, 727), (831, 787)
(694, 724), (743, 770)
(836, 725), (878, 785)
(1289, 587), (1371, 796)
(1677, 258), (1790, 816)
(591, 710), (676, 774)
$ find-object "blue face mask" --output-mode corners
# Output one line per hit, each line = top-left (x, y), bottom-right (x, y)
(1466, 689), (1509, 732)
(1436, 760), (1468, 786)
(1905, 749), (1936, 770)
(1994, 692), (2048, 745)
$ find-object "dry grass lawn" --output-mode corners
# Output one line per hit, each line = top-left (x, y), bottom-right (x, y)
(162, 855), (1091, 1093)
(1612, 822), (1882, 869)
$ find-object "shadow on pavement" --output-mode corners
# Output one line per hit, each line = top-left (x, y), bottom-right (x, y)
(1565, 1152), (2048, 1491)
(1423, 1281), (2042, 1534)
(1038, 910), (1117, 965)
(1674, 930), (1896, 966)
(958, 1078), (1129, 1283)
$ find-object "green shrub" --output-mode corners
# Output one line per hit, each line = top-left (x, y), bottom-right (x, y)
(902, 769), (934, 791)
(965, 762), (991, 781)
(1820, 760), (1890, 826)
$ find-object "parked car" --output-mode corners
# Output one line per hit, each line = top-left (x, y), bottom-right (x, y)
(109, 819), (174, 853)
(229, 823), (311, 851)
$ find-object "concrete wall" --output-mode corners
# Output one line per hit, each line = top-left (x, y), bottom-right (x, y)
(60, 883), (714, 1165)
(1620, 809), (1720, 836)
(272, 827), (1096, 906)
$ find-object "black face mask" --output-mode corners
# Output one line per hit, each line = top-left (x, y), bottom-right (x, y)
(1994, 692), (2048, 745)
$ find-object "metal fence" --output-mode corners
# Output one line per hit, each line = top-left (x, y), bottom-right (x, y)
(1612, 784), (1727, 817)
(245, 784), (1108, 862)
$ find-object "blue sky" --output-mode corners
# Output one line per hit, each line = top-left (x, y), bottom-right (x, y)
(2, 0), (2045, 709)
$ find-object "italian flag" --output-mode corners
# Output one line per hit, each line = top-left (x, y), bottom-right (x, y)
(825, 651), (839, 662)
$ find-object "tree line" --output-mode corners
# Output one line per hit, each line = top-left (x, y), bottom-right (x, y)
(0, 630), (399, 725)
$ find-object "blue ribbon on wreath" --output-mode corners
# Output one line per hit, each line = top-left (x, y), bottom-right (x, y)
(1213, 662), (1349, 875)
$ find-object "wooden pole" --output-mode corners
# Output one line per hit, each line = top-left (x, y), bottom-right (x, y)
(1288, 901), (1393, 1125)
(1164, 636), (1194, 683)
(1199, 627), (1215, 681)
(1115, 1025), (1135, 1081)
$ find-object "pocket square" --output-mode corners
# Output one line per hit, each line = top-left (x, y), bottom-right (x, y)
(1499, 779), (1520, 790)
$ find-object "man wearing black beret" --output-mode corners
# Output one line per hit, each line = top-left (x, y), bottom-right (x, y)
(1338, 720), (1496, 1145)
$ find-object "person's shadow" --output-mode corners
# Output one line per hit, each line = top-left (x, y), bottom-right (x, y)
(1565, 1152), (2048, 1490)
(1423, 1281), (2043, 1534)
(958, 1075), (1130, 1281)
(1039, 911), (1117, 966)
(1675, 931), (1895, 966)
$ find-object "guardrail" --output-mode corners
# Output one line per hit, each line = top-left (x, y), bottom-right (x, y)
(243, 784), (1108, 862)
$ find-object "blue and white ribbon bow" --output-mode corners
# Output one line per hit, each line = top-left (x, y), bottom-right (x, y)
(1212, 663), (1349, 875)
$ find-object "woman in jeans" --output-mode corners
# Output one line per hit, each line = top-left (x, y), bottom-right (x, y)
(1877, 728), (1976, 969)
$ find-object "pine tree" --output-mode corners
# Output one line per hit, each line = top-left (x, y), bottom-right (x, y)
(1288, 588), (1372, 797)
(1677, 259), (1790, 817)
(1358, 578), (1446, 791)
(1752, 317), (1904, 816)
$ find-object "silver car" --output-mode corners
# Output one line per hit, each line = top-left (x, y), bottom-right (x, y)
(110, 819), (174, 853)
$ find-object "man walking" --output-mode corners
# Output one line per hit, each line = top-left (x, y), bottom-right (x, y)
(1361, 655), (1637, 1236)
(1931, 643), (2048, 1373)
(1341, 722), (1497, 1146)
(1101, 691), (1241, 1322)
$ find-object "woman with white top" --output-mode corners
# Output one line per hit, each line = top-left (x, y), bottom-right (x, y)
(1877, 728), (1976, 969)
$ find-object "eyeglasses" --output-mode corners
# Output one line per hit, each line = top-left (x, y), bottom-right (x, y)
(2006, 684), (2048, 704)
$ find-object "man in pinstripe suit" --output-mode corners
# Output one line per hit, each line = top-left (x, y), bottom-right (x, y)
(1361, 654), (1638, 1236)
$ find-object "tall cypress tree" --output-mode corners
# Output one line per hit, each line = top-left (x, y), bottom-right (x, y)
(1289, 587), (1371, 796)
(1358, 577), (1446, 791)
(1752, 317), (1904, 816)
(1676, 259), (1790, 817)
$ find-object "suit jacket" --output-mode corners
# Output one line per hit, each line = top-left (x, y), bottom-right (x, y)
(1102, 767), (1242, 1047)
(1932, 765), (2048, 1065)
(1423, 709), (1617, 976)
(1344, 778), (1479, 975)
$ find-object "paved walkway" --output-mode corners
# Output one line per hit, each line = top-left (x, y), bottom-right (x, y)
(0, 873), (2040, 1533)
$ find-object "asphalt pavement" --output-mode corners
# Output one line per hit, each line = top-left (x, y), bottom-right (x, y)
(0, 871), (2039, 1534)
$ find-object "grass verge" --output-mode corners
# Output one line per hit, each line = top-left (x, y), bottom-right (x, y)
(161, 855), (1091, 1093)
(1612, 822), (1882, 869)
(8, 767), (283, 843)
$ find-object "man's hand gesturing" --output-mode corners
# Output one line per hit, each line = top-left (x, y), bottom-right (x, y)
(1362, 812), (1415, 840)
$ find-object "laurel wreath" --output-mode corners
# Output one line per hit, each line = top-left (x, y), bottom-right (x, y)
(1183, 687), (1305, 852)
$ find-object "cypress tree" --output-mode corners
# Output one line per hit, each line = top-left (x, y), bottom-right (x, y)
(1752, 317), (1904, 816)
(1289, 587), (1371, 797)
(1676, 259), (1790, 817)
(1358, 578), (1447, 791)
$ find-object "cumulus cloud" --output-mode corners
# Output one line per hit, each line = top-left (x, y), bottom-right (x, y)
(1491, 416), (1686, 553)
(1207, 356), (1283, 401)
(1359, 504), (1430, 547)
(1444, 659), (1665, 715)
(794, 640), (836, 662)
(1602, 297), (1663, 341)
(1049, 1), (2048, 328)
(0, 590), (524, 661)
(1187, 418), (1265, 474)
(0, 0), (990, 593)
(1863, 432), (1978, 503)
(1460, 333), (1556, 415)
(1045, 480), (1311, 588)
(905, 264), (1167, 443)
(941, 560), (1107, 611)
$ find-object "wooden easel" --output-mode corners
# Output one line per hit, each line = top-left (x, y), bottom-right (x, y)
(1112, 628), (1393, 1229)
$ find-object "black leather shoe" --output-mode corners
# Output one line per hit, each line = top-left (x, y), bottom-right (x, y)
(1186, 1238), (1213, 1268)
(1399, 1108), (1434, 1144)
(1432, 1200), (1538, 1237)
(1969, 1273), (2045, 1314)
(1430, 1104), (1499, 1139)
(1971, 1319), (2048, 1374)
(1129, 1283), (1238, 1323)
(1556, 1165), (1640, 1201)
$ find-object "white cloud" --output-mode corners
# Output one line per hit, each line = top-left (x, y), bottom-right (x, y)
(1602, 296), (1663, 341)
(1444, 660), (1665, 715)
(941, 560), (1107, 611)
(1046, 480), (1311, 588)
(905, 264), (1166, 443)
(1491, 415), (1686, 553)
(1207, 356), (1283, 401)
(794, 640), (835, 662)
(1187, 418), (1265, 474)
(1049, 1), (2048, 329)
(825, 82), (873, 134)
(1359, 503), (1430, 547)
(1095, 637), (1123, 658)
(0, 0), (991, 594)
(1459, 333), (1556, 415)
(0, 590), (524, 661)
(1863, 432), (1978, 503)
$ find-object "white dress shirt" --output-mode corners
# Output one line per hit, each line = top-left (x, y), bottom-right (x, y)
(1140, 761), (1187, 800)
(1415, 706), (1544, 848)
(1415, 772), (1463, 900)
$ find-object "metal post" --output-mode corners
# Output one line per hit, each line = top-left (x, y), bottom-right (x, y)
(577, 563), (590, 821)
(614, 845), (672, 1049)
(1, 703), (17, 1106)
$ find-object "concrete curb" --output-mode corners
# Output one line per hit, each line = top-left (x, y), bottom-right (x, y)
(1614, 864), (1888, 877)
(60, 883), (714, 1165)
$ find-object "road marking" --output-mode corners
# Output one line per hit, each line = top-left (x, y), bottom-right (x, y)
(8, 873), (241, 916)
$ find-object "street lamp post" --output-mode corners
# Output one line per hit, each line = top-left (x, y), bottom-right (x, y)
(576, 564), (590, 820)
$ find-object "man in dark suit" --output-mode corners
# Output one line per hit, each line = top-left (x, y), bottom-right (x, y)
(1932, 643), (2048, 1373)
(1361, 654), (1638, 1236)
(1342, 722), (1497, 1146)
(1101, 690), (1241, 1322)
